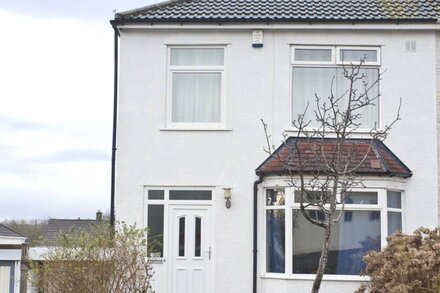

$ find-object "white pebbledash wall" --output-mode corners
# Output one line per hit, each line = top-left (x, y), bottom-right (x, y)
(116, 25), (439, 293)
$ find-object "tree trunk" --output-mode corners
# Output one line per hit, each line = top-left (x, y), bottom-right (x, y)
(311, 223), (332, 293)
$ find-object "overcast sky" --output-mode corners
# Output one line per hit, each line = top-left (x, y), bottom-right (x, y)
(0, 0), (158, 220)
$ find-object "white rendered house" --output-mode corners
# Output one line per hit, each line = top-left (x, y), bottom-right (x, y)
(110, 0), (440, 292)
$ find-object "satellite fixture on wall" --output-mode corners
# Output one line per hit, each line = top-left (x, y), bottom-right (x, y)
(252, 30), (263, 48)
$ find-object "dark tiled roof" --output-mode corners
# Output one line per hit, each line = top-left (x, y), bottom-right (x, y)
(43, 219), (104, 242)
(256, 137), (412, 178)
(116, 0), (440, 23)
(0, 223), (26, 238)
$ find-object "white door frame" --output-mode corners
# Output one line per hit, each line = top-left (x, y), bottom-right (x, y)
(168, 205), (213, 293)
(144, 186), (216, 293)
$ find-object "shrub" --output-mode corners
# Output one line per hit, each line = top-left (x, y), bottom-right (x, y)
(357, 227), (440, 293)
(31, 222), (154, 293)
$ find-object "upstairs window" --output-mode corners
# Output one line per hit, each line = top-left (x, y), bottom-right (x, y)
(291, 46), (381, 129)
(168, 47), (225, 129)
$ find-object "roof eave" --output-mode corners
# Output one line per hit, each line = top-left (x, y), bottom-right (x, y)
(256, 170), (412, 178)
(111, 17), (438, 26)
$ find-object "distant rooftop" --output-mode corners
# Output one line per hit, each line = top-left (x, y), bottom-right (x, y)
(0, 223), (26, 238)
(115, 0), (440, 23)
(43, 218), (106, 242)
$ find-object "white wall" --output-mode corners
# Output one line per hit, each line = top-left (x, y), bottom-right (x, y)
(116, 27), (439, 293)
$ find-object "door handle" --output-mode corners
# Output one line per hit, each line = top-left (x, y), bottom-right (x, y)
(203, 246), (212, 260)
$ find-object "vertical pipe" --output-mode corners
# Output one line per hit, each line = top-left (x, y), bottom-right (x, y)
(110, 26), (119, 228)
(253, 175), (264, 293)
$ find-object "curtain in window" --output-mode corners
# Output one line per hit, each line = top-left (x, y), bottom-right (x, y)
(338, 68), (379, 128)
(266, 210), (285, 273)
(170, 48), (224, 66)
(336, 211), (381, 275)
(292, 68), (335, 127)
(295, 49), (332, 62)
(292, 210), (380, 275)
(292, 68), (379, 128)
(172, 73), (221, 123)
(0, 266), (11, 293)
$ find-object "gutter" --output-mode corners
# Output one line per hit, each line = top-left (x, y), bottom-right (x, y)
(110, 21), (120, 228)
(253, 174), (264, 293)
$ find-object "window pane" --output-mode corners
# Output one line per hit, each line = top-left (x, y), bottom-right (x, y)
(388, 212), (402, 236)
(295, 48), (332, 62)
(147, 205), (164, 257)
(148, 190), (164, 200)
(344, 192), (378, 205)
(266, 189), (285, 206)
(337, 68), (379, 128)
(292, 210), (381, 275)
(292, 67), (336, 128)
(170, 48), (224, 66)
(340, 49), (377, 63)
(266, 210), (285, 273)
(172, 73), (221, 123)
(169, 190), (212, 200)
(195, 217), (202, 257)
(292, 67), (379, 129)
(179, 217), (185, 257)
(294, 190), (329, 204)
(387, 191), (402, 208)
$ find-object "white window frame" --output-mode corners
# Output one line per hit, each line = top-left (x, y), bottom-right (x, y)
(289, 45), (381, 133)
(166, 46), (226, 130)
(263, 186), (404, 281)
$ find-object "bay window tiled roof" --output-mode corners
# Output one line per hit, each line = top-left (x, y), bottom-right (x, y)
(256, 137), (412, 178)
(116, 0), (439, 23)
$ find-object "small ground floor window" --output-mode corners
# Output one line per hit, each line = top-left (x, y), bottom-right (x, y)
(265, 188), (403, 276)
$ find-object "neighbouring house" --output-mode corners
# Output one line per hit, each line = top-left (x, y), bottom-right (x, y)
(27, 212), (106, 293)
(0, 224), (27, 293)
(110, 0), (440, 292)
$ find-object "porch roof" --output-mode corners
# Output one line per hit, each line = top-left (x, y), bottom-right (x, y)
(256, 137), (412, 178)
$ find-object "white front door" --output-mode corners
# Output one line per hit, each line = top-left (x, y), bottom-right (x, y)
(169, 206), (212, 293)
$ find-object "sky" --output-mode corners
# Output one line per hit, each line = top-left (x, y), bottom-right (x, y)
(0, 0), (158, 220)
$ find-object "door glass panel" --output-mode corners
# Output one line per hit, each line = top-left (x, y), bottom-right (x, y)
(170, 190), (212, 200)
(147, 205), (164, 257)
(195, 217), (202, 257)
(148, 190), (164, 200)
(178, 217), (186, 257)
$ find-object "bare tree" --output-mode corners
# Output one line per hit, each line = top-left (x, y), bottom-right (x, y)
(30, 222), (154, 293)
(262, 59), (401, 293)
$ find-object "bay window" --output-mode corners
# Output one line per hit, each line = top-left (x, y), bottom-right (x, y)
(265, 188), (404, 277)
(168, 47), (225, 129)
(291, 46), (380, 129)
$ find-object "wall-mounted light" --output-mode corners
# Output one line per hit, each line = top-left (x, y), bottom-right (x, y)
(223, 188), (232, 209)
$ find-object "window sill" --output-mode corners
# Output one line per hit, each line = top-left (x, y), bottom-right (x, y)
(261, 273), (369, 282)
(160, 128), (233, 132)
